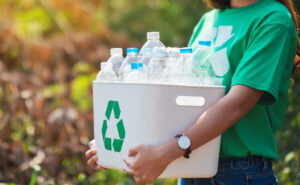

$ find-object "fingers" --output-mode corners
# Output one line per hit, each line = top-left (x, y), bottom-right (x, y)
(87, 155), (98, 167)
(134, 176), (142, 184)
(85, 148), (97, 159)
(123, 157), (134, 169)
(134, 175), (155, 184)
(87, 140), (107, 171)
(122, 166), (135, 176)
(89, 140), (95, 148)
(128, 145), (140, 157)
(95, 165), (103, 170)
(123, 155), (156, 184)
(144, 175), (156, 184)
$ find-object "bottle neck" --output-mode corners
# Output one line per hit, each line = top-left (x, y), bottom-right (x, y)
(131, 68), (139, 72)
(152, 55), (165, 61)
(198, 45), (210, 49)
(169, 54), (180, 58)
(148, 38), (159, 41)
(127, 53), (138, 57)
(103, 68), (112, 71)
(111, 54), (122, 57)
(181, 53), (192, 57)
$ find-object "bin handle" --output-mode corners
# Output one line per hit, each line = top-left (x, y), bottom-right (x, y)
(175, 96), (206, 107)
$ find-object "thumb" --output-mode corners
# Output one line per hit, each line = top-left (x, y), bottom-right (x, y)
(89, 140), (95, 148)
(128, 145), (140, 157)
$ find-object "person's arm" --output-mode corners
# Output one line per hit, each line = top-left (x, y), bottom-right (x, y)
(123, 84), (264, 183)
(163, 84), (263, 158)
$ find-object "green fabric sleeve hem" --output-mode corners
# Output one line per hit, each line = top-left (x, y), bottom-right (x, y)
(231, 80), (278, 105)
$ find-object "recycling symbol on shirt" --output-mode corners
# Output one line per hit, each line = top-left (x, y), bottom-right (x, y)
(197, 25), (235, 77)
(211, 26), (234, 77)
(102, 100), (125, 152)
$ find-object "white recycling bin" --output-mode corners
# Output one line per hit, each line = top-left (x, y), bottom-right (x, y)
(93, 82), (225, 178)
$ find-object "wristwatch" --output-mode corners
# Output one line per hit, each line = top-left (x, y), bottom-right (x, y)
(175, 134), (191, 159)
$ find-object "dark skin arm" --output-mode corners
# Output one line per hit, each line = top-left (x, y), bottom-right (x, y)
(123, 85), (264, 183)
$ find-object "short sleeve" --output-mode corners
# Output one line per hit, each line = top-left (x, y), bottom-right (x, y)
(231, 23), (296, 105)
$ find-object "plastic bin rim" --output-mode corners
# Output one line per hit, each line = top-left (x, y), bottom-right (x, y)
(93, 81), (226, 89)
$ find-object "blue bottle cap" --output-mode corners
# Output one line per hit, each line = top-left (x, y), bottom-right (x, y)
(180, 47), (193, 54)
(138, 63), (144, 68)
(131, 62), (138, 70)
(198, 41), (211, 46)
(126, 48), (139, 54)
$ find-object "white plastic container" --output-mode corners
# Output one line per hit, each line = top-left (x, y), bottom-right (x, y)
(93, 82), (225, 178)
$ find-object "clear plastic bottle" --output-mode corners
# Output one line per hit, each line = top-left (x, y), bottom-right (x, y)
(172, 47), (197, 85)
(125, 62), (147, 83)
(184, 48), (201, 85)
(163, 60), (176, 84)
(107, 48), (124, 76)
(118, 48), (139, 81)
(148, 47), (167, 83)
(96, 62), (117, 82)
(138, 62), (148, 82)
(163, 48), (180, 83)
(193, 41), (222, 85)
(169, 48), (180, 60)
(166, 48), (180, 66)
(138, 32), (165, 66)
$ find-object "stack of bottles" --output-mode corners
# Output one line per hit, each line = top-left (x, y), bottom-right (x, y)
(95, 32), (223, 86)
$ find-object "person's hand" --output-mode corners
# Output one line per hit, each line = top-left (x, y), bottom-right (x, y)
(85, 140), (103, 170)
(122, 144), (173, 184)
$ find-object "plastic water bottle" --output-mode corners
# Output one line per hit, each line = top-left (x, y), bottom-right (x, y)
(163, 60), (175, 83)
(166, 48), (180, 62)
(138, 63), (148, 82)
(163, 48), (180, 83)
(172, 47), (197, 85)
(193, 41), (222, 85)
(107, 48), (124, 75)
(96, 62), (117, 82)
(183, 48), (201, 85)
(166, 47), (180, 68)
(148, 47), (167, 83)
(125, 62), (147, 83)
(138, 32), (166, 66)
(118, 48), (139, 81)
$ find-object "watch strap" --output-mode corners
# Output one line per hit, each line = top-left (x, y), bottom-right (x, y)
(175, 134), (191, 159)
(175, 134), (183, 139)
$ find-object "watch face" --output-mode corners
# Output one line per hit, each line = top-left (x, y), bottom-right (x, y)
(178, 136), (191, 149)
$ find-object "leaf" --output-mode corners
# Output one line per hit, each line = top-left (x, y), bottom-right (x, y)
(71, 74), (94, 111)
(40, 83), (66, 98)
(29, 169), (38, 185)
(73, 62), (92, 74)
(284, 152), (295, 163)
(15, 7), (53, 40)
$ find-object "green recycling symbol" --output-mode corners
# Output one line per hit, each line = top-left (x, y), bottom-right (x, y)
(102, 100), (125, 152)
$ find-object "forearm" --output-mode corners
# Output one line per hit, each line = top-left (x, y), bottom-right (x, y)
(184, 92), (250, 151)
(160, 85), (263, 163)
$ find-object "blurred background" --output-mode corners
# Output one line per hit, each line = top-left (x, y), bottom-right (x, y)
(0, 0), (299, 184)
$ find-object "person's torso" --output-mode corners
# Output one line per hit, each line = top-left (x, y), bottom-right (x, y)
(188, 0), (297, 160)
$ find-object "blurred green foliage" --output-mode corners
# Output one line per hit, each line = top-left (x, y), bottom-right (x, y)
(274, 74), (300, 184)
(15, 7), (52, 40)
(101, 0), (207, 46)
(0, 0), (206, 46)
(0, 0), (299, 184)
(71, 74), (93, 111)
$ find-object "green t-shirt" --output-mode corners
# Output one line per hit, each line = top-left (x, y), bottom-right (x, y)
(188, 0), (297, 160)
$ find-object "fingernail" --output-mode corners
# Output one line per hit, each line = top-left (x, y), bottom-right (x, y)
(95, 165), (102, 170)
